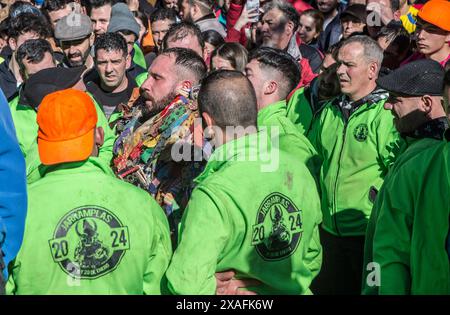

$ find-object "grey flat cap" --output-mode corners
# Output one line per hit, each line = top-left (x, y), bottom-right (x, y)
(55, 13), (92, 41)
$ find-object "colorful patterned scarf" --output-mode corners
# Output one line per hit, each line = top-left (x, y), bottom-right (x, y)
(112, 86), (212, 239)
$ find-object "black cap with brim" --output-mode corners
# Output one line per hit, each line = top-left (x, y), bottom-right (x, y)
(376, 59), (445, 96)
(340, 4), (367, 23)
(24, 65), (86, 109)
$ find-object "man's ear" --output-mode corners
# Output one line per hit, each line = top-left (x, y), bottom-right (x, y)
(8, 37), (17, 51)
(95, 126), (105, 148)
(89, 32), (95, 46)
(191, 3), (199, 19)
(264, 80), (278, 96)
(201, 111), (214, 128)
(125, 53), (132, 69)
(445, 32), (450, 44)
(177, 80), (193, 92)
(368, 61), (379, 80)
(393, 9), (401, 21)
(285, 20), (295, 36)
(420, 95), (433, 115)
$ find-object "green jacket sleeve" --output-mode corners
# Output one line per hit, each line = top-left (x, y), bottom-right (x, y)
(303, 222), (322, 279)
(165, 185), (229, 295)
(372, 171), (413, 295)
(143, 201), (173, 295)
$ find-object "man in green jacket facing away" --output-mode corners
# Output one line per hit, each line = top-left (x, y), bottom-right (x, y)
(245, 47), (321, 183)
(166, 71), (322, 295)
(6, 89), (172, 294)
(308, 35), (403, 294)
(362, 59), (448, 294)
(371, 134), (450, 294)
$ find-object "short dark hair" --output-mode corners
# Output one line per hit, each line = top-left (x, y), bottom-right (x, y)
(248, 47), (300, 99)
(263, 0), (300, 32)
(198, 70), (257, 129)
(86, 0), (115, 15)
(390, 0), (400, 12)
(160, 47), (207, 83)
(150, 8), (177, 24)
(94, 32), (128, 58)
(8, 13), (52, 41)
(211, 42), (248, 73)
(16, 38), (54, 74)
(163, 21), (205, 50)
(42, 0), (71, 13)
(41, 0), (73, 27)
(202, 30), (225, 49)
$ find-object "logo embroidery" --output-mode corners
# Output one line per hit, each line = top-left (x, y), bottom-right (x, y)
(49, 205), (130, 279)
(354, 123), (369, 142)
(252, 192), (303, 261)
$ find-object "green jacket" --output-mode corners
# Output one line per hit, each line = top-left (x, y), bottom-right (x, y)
(23, 93), (116, 184)
(308, 92), (403, 236)
(8, 95), (37, 157)
(372, 138), (450, 294)
(166, 131), (323, 294)
(257, 100), (321, 184)
(6, 158), (172, 294)
(286, 87), (314, 136)
(133, 43), (147, 71)
(362, 137), (442, 294)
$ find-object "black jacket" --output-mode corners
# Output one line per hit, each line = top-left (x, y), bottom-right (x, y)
(0, 54), (18, 101)
(318, 4), (346, 53)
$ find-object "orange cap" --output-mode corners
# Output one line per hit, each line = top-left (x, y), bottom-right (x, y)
(418, 0), (450, 32)
(37, 89), (98, 166)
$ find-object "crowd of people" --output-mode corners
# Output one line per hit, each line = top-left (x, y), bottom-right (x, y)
(0, 0), (449, 295)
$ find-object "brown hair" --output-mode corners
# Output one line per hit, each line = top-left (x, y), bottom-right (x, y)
(210, 42), (248, 73)
(300, 9), (324, 33)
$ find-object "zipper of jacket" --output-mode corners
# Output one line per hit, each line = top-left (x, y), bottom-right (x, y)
(332, 119), (346, 237)
(332, 103), (370, 236)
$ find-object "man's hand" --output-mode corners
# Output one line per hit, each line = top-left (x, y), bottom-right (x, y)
(215, 270), (262, 295)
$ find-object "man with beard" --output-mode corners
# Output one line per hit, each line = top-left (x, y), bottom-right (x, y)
(362, 59), (448, 294)
(258, 0), (316, 87)
(112, 47), (208, 246)
(54, 12), (95, 70)
(179, 0), (226, 37)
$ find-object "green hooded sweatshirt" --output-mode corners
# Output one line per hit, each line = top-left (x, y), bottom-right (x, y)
(257, 100), (321, 183)
(6, 157), (172, 295)
(371, 139), (450, 294)
(22, 94), (116, 184)
(308, 91), (403, 236)
(8, 95), (38, 157)
(166, 131), (323, 295)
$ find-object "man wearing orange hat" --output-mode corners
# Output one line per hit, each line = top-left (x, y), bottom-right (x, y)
(415, 0), (450, 66)
(6, 89), (172, 294)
